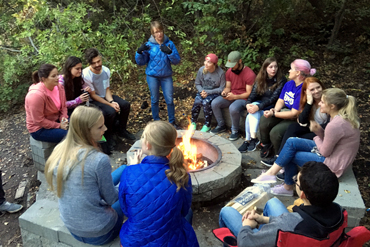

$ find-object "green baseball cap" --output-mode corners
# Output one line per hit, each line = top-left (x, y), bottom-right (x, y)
(225, 51), (241, 67)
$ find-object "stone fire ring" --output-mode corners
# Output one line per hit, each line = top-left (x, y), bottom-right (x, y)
(126, 130), (242, 202)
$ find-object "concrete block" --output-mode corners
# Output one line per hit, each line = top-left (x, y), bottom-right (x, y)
(19, 199), (62, 242)
(212, 182), (233, 198)
(219, 153), (242, 167)
(21, 228), (42, 247)
(207, 135), (231, 146)
(190, 173), (199, 194)
(30, 136), (57, 149)
(213, 163), (242, 187)
(194, 169), (224, 193)
(193, 191), (212, 202)
(191, 131), (215, 140)
(198, 107), (247, 132)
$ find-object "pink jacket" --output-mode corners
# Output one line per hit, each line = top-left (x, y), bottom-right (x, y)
(25, 82), (68, 133)
(314, 115), (360, 177)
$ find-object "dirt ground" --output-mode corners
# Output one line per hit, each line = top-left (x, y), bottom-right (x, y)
(1, 46), (370, 246)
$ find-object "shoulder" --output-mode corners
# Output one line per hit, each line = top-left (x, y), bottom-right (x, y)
(102, 66), (110, 75)
(82, 67), (91, 78)
(216, 66), (225, 75)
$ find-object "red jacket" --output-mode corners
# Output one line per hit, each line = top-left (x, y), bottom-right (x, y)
(25, 82), (68, 133)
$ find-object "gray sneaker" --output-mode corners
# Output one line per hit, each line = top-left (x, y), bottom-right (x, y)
(0, 201), (23, 213)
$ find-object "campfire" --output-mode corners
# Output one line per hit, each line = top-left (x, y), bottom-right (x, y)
(177, 122), (209, 171)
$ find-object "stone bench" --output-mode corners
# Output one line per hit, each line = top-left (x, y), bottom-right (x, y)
(199, 107), (247, 132)
(29, 136), (57, 172)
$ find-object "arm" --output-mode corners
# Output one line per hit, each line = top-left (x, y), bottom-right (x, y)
(246, 83), (258, 104)
(298, 103), (313, 125)
(274, 108), (299, 119)
(119, 169), (128, 217)
(314, 121), (344, 157)
(66, 96), (83, 109)
(194, 70), (204, 93)
(26, 93), (61, 129)
(96, 155), (118, 205)
(103, 88), (120, 112)
(135, 44), (150, 66)
(167, 41), (181, 65)
(181, 176), (193, 217)
(226, 84), (253, 100)
(222, 81), (231, 95)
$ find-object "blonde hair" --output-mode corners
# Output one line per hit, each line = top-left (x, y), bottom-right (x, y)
(150, 21), (164, 35)
(142, 121), (189, 191)
(322, 88), (360, 129)
(44, 106), (104, 197)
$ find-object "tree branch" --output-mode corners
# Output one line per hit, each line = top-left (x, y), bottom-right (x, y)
(0, 46), (22, 53)
(28, 36), (39, 54)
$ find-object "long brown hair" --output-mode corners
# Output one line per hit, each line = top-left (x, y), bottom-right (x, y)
(141, 121), (189, 191)
(255, 57), (283, 95)
(299, 77), (325, 111)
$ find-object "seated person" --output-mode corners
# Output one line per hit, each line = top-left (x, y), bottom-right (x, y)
(261, 77), (328, 167)
(238, 57), (286, 152)
(82, 48), (135, 148)
(211, 51), (256, 141)
(119, 121), (199, 247)
(190, 53), (225, 132)
(219, 161), (343, 247)
(44, 106), (126, 246)
(252, 88), (360, 196)
(59, 56), (91, 116)
(259, 59), (316, 158)
(25, 64), (68, 143)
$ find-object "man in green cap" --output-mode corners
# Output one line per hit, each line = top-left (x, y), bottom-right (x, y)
(211, 51), (256, 141)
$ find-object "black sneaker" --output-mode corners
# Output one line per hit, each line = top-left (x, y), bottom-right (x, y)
(229, 132), (239, 141)
(118, 129), (136, 140)
(261, 156), (277, 167)
(247, 138), (260, 152)
(260, 143), (272, 158)
(276, 172), (285, 181)
(211, 125), (227, 134)
(238, 141), (249, 153)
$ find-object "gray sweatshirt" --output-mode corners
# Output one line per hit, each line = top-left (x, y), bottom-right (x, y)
(195, 66), (226, 94)
(56, 149), (118, 238)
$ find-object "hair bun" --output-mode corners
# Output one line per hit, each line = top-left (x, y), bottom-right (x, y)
(310, 68), (316, 76)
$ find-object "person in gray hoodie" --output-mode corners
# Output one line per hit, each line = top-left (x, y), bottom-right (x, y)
(44, 106), (126, 245)
(219, 161), (343, 247)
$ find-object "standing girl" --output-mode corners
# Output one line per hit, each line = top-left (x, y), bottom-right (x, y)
(44, 106), (125, 245)
(190, 53), (225, 132)
(135, 21), (181, 128)
(252, 88), (360, 197)
(238, 57), (287, 152)
(119, 121), (199, 247)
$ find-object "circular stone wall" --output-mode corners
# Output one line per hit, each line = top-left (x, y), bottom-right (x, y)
(127, 130), (242, 202)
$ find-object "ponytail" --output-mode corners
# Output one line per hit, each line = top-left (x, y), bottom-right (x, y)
(32, 71), (40, 84)
(166, 146), (189, 191)
(32, 64), (57, 84)
(322, 88), (360, 129)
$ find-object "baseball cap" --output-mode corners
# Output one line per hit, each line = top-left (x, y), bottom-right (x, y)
(206, 54), (218, 64)
(225, 51), (241, 68)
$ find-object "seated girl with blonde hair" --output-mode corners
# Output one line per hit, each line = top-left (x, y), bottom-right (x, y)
(45, 106), (125, 245)
(119, 121), (199, 247)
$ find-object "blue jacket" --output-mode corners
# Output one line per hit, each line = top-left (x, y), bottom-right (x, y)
(135, 35), (181, 78)
(119, 155), (199, 247)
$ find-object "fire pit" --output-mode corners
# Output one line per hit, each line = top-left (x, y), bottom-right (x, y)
(127, 130), (242, 202)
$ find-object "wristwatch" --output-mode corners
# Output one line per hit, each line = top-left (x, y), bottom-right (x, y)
(109, 100), (114, 103)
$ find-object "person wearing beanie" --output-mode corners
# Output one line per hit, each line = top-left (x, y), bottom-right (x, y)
(211, 51), (256, 141)
(190, 54), (226, 132)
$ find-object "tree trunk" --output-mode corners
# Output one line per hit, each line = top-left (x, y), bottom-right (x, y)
(328, 0), (347, 46)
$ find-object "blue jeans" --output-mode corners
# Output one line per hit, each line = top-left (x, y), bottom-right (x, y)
(219, 198), (289, 236)
(31, 128), (67, 143)
(211, 96), (247, 133)
(245, 102), (263, 141)
(70, 165), (126, 245)
(146, 75), (175, 124)
(276, 137), (325, 185)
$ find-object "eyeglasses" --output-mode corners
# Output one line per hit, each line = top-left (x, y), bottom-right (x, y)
(293, 175), (302, 190)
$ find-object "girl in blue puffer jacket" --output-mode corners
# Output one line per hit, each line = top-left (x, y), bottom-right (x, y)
(118, 121), (199, 247)
(135, 21), (181, 128)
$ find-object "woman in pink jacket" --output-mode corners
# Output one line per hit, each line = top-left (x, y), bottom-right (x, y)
(25, 64), (69, 143)
(251, 88), (360, 196)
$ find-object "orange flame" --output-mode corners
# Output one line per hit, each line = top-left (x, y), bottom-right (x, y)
(177, 119), (206, 170)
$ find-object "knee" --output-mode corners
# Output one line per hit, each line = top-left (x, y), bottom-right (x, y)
(103, 107), (116, 118)
(120, 100), (130, 110)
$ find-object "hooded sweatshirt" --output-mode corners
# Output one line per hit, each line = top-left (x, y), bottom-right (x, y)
(25, 82), (68, 133)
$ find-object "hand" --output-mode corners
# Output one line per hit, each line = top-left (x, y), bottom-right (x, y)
(225, 92), (236, 101)
(221, 91), (227, 97)
(137, 43), (150, 54)
(128, 149), (142, 165)
(160, 44), (172, 54)
(110, 102), (120, 112)
(200, 91), (207, 98)
(79, 93), (89, 102)
(83, 86), (92, 93)
(264, 109), (274, 118)
(242, 210), (258, 228)
(247, 104), (259, 114)
(306, 90), (313, 105)
(60, 117), (69, 130)
(309, 120), (322, 133)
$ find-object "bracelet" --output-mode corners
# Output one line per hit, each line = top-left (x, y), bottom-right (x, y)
(109, 100), (114, 103)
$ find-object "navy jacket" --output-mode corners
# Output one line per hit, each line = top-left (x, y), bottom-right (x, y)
(135, 35), (181, 78)
(119, 155), (199, 247)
